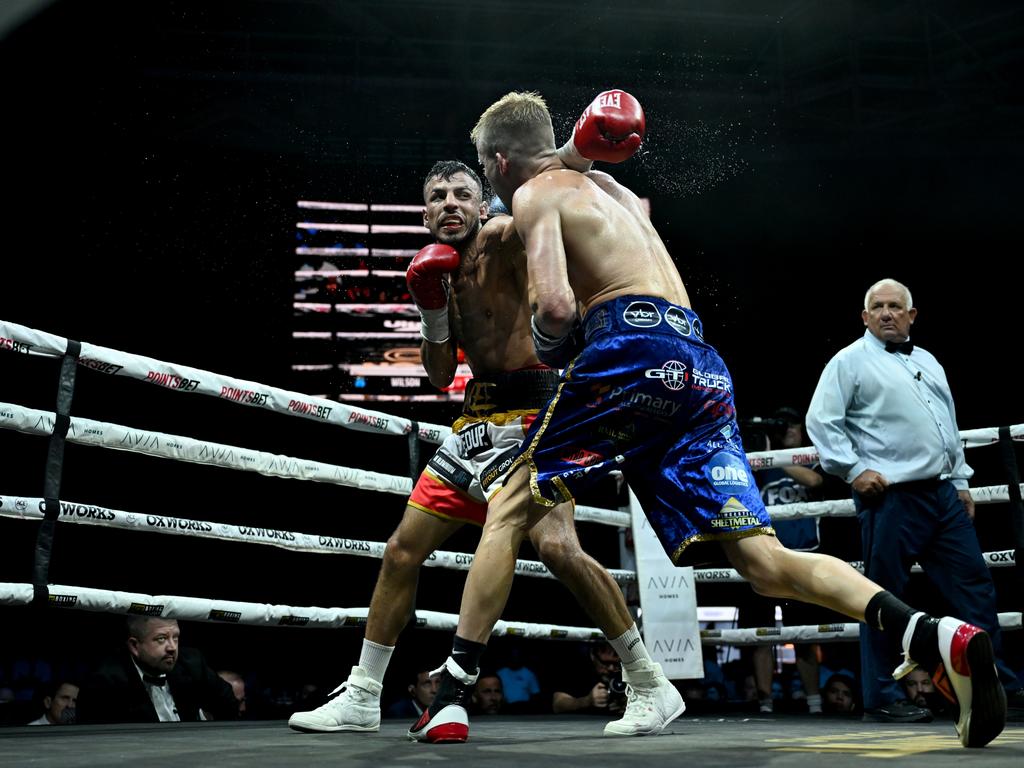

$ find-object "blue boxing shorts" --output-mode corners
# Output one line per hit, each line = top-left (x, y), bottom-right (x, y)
(508, 295), (774, 567)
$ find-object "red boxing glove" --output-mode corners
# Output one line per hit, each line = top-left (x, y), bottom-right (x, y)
(407, 243), (460, 342)
(572, 89), (646, 164)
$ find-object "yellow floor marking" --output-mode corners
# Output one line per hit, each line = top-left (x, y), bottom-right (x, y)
(766, 729), (1024, 758)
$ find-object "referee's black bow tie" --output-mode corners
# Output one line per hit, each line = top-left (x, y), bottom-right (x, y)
(143, 674), (167, 687)
(885, 340), (914, 354)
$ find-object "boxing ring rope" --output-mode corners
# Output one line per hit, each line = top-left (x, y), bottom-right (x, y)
(0, 581), (1017, 645)
(1, 319), (1022, 652)
(1, 320), (451, 445)
(0, 398), (1015, 579)
(0, 494), (634, 584)
(0, 583), (602, 641)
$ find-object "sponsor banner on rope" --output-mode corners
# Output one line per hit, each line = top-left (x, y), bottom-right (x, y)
(694, 568), (741, 582)
(0, 335), (32, 354)
(48, 594), (79, 607)
(318, 536), (372, 552)
(219, 386), (270, 407)
(145, 371), (200, 391)
(77, 357), (123, 375)
(209, 609), (242, 623)
(278, 615), (311, 627)
(630, 488), (702, 679)
(129, 602), (165, 616)
(514, 561), (550, 576)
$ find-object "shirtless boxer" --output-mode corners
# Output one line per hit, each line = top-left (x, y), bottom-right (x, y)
(290, 152), (680, 738)
(410, 90), (1005, 749)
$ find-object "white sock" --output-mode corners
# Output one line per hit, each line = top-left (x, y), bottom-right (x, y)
(806, 693), (822, 714)
(609, 624), (652, 669)
(358, 639), (394, 685)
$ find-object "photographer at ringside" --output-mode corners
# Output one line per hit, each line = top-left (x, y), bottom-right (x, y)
(552, 642), (627, 716)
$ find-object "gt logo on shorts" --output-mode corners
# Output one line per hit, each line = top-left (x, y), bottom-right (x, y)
(623, 301), (661, 328)
(644, 361), (688, 391)
(458, 422), (493, 459)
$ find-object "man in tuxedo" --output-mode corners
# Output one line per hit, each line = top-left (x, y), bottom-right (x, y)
(77, 616), (238, 723)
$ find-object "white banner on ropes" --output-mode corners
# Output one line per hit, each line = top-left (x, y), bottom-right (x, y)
(628, 489), (702, 679)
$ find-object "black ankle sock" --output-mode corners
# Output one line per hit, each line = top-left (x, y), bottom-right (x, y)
(451, 635), (486, 677)
(865, 591), (940, 669)
(865, 591), (914, 632)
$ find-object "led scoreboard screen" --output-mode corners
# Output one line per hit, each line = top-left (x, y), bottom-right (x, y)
(292, 199), (471, 402)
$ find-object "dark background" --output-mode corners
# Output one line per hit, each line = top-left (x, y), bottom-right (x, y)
(1, 0), (1021, 716)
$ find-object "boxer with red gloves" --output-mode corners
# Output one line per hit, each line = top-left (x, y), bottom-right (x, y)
(442, 88), (1007, 752)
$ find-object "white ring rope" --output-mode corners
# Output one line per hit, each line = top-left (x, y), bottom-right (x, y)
(0, 493), (1016, 585)
(2, 319), (1021, 649)
(690, 549), (1019, 583)
(0, 319), (451, 445)
(701, 613), (1024, 646)
(745, 425), (1024, 470)
(0, 401), (414, 497)
(0, 496), (635, 584)
(0, 401), (1015, 527)
(0, 583), (603, 641)
(0, 581), (1016, 646)
(0, 401), (630, 527)
(5, 319), (1020, 460)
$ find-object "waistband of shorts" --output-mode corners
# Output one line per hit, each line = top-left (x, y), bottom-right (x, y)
(461, 367), (560, 418)
(583, 295), (704, 343)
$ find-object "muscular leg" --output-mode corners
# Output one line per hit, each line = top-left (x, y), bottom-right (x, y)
(366, 504), (464, 645)
(455, 465), (541, 643)
(721, 534), (881, 621)
(288, 503), (463, 733)
(528, 501), (633, 639)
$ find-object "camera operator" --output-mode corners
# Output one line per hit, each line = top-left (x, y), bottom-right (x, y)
(552, 642), (626, 716)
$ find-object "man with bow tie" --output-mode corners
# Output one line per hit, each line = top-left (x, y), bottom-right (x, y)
(77, 616), (239, 724)
(806, 277), (1022, 723)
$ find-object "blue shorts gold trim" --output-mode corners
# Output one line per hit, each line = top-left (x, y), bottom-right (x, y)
(510, 295), (773, 567)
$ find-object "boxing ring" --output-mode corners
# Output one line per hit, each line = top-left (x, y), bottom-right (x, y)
(1, 318), (1023, 765)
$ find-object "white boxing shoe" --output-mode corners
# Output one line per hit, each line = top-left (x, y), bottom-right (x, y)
(604, 662), (686, 737)
(288, 666), (382, 733)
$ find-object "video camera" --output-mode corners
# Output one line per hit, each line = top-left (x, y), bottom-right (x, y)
(738, 416), (788, 453)
(606, 675), (629, 707)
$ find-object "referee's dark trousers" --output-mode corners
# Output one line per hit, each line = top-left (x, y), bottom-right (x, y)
(855, 478), (1020, 709)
